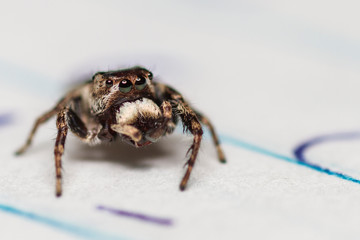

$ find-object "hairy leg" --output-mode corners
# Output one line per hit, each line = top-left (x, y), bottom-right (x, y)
(154, 82), (226, 190)
(158, 85), (203, 189)
(54, 109), (68, 197)
(55, 107), (99, 197)
(15, 108), (59, 155)
(66, 108), (100, 144)
(176, 102), (203, 191)
(195, 111), (226, 163)
(15, 91), (81, 155)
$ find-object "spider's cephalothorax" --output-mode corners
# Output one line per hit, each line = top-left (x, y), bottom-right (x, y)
(16, 66), (226, 197)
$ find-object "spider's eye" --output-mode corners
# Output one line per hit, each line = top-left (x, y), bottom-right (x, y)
(135, 76), (147, 90)
(119, 79), (132, 93)
(105, 79), (113, 87)
(148, 72), (153, 80)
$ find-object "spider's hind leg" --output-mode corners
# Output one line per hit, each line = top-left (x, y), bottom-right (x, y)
(15, 108), (59, 155)
(195, 111), (226, 163)
(15, 91), (81, 155)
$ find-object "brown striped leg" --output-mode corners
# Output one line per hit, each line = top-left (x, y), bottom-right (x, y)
(195, 111), (226, 163)
(175, 103), (203, 191)
(15, 109), (59, 155)
(180, 128), (202, 191)
(155, 83), (204, 190)
(54, 109), (69, 197)
(15, 92), (79, 155)
(155, 83), (225, 190)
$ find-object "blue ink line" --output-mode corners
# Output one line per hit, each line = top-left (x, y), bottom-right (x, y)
(0, 113), (13, 127)
(0, 204), (128, 240)
(97, 206), (173, 226)
(220, 134), (360, 185)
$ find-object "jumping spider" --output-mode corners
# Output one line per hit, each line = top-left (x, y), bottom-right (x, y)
(16, 66), (226, 197)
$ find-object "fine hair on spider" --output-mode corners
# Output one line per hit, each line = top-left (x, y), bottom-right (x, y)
(16, 66), (226, 197)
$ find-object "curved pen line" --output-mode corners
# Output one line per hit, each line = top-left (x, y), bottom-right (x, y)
(293, 131), (360, 162)
(0, 204), (128, 240)
(1, 131), (359, 238)
(220, 133), (360, 185)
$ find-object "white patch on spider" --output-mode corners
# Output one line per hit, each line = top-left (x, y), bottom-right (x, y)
(115, 98), (161, 124)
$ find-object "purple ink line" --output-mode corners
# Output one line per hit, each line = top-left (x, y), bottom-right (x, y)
(0, 113), (13, 127)
(292, 131), (360, 184)
(294, 131), (360, 162)
(97, 205), (173, 226)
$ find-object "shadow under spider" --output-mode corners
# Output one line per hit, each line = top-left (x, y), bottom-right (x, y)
(67, 134), (191, 169)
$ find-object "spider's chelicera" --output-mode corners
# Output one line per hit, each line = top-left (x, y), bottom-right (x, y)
(16, 66), (226, 197)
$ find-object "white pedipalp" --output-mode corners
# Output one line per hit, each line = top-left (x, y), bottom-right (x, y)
(115, 98), (161, 125)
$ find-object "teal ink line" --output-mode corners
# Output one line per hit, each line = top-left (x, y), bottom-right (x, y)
(2, 57), (360, 236)
(220, 134), (360, 185)
(0, 204), (129, 240)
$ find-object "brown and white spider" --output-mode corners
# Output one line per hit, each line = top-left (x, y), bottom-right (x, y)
(16, 66), (226, 197)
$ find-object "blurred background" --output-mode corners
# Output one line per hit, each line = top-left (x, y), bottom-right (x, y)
(1, 1), (360, 240)
(1, 0), (360, 152)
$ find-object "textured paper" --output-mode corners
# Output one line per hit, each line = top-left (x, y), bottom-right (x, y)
(1, 1), (360, 240)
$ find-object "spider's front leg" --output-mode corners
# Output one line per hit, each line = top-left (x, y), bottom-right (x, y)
(157, 83), (226, 164)
(177, 102), (203, 190)
(54, 109), (68, 197)
(156, 83), (226, 190)
(55, 108), (99, 197)
(168, 97), (203, 191)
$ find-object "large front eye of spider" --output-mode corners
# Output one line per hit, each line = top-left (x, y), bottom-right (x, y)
(119, 79), (132, 93)
(135, 76), (147, 90)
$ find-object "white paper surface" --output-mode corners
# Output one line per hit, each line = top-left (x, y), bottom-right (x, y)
(1, 1), (360, 239)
